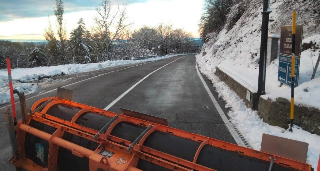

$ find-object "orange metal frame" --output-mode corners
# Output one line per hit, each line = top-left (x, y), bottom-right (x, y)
(10, 97), (312, 171)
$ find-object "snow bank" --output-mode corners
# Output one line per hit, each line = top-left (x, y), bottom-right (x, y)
(0, 54), (181, 104)
(0, 54), (181, 81)
(197, 55), (320, 169)
(0, 75), (39, 104)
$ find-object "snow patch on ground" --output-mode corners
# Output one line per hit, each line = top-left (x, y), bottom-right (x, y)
(303, 34), (320, 45)
(0, 54), (181, 105)
(197, 55), (320, 169)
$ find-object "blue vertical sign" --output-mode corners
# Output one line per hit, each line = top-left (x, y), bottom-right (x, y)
(278, 25), (302, 87)
(278, 55), (300, 87)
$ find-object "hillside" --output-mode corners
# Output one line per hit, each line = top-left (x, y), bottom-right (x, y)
(198, 0), (320, 108)
(197, 0), (320, 169)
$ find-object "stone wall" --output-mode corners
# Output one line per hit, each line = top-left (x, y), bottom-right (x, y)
(215, 67), (256, 108)
(215, 67), (320, 135)
(259, 97), (320, 135)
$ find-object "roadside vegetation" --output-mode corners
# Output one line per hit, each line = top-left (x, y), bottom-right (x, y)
(0, 0), (200, 69)
(199, 0), (246, 42)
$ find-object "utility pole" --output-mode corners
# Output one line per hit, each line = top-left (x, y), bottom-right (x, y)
(255, 0), (271, 110)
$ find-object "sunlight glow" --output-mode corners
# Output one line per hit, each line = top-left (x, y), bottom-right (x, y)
(0, 0), (203, 41)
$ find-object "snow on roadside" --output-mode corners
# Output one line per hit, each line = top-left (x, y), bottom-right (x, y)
(0, 54), (182, 104)
(197, 54), (320, 170)
(0, 75), (39, 104)
(0, 54), (181, 81)
(216, 46), (320, 109)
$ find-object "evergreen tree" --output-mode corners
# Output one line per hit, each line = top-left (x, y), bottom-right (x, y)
(29, 48), (48, 67)
(70, 18), (92, 63)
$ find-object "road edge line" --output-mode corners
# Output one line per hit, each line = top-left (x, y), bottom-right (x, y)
(196, 65), (246, 147)
(104, 57), (184, 110)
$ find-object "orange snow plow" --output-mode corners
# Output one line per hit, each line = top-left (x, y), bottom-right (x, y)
(6, 93), (312, 171)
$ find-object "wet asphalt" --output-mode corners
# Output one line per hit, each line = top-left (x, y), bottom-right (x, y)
(0, 54), (236, 170)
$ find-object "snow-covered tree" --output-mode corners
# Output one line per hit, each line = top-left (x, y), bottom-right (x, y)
(130, 24), (198, 56)
(132, 26), (160, 54)
(69, 18), (92, 63)
(157, 24), (173, 55)
(29, 48), (48, 67)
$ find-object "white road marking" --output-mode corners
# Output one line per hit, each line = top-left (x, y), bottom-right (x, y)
(196, 65), (246, 147)
(0, 59), (178, 110)
(104, 57), (184, 110)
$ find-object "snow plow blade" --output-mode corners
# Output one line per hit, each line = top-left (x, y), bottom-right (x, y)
(8, 97), (312, 171)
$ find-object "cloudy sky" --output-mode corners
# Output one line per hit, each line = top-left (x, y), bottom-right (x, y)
(0, 0), (204, 41)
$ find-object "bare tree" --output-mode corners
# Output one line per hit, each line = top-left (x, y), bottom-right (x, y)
(131, 24), (198, 56)
(132, 26), (159, 53)
(157, 24), (173, 55)
(199, 0), (234, 42)
(44, 19), (59, 64)
(92, 0), (130, 61)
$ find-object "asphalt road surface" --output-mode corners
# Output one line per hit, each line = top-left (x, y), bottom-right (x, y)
(0, 54), (240, 170)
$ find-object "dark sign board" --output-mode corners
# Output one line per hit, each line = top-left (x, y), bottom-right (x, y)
(280, 25), (303, 56)
(278, 25), (303, 87)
